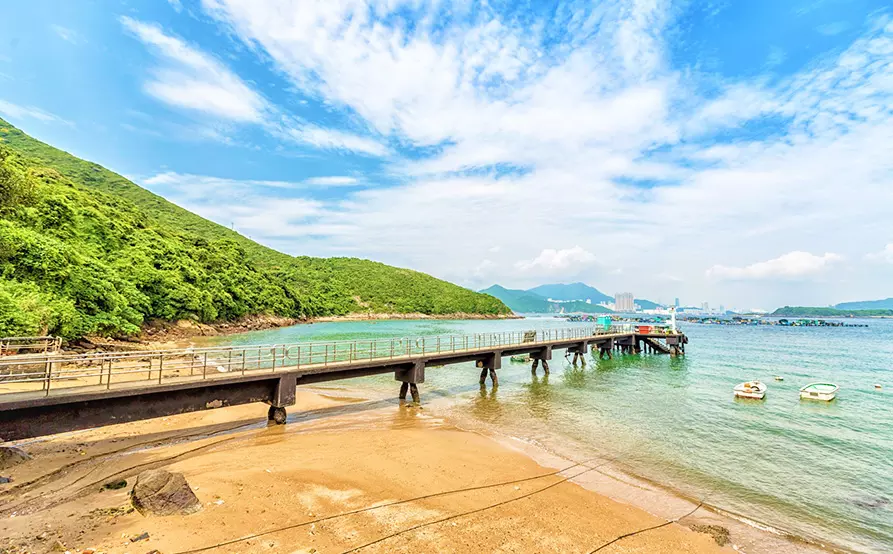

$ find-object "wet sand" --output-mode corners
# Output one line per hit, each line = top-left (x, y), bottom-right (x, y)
(0, 389), (732, 554)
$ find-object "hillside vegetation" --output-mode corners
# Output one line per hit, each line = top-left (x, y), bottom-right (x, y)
(0, 119), (508, 339)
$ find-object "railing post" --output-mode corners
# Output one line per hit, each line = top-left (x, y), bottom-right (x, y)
(203, 353), (208, 379)
(272, 347), (278, 371)
(242, 350), (247, 375)
(44, 359), (51, 396)
(158, 355), (163, 384)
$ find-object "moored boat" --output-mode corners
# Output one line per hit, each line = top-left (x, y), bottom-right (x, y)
(510, 354), (531, 363)
(799, 382), (838, 401)
(734, 380), (767, 400)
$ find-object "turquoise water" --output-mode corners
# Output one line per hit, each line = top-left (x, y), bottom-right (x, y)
(210, 318), (893, 553)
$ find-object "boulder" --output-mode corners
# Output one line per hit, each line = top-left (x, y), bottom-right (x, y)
(0, 446), (31, 470)
(691, 524), (731, 546)
(131, 469), (201, 516)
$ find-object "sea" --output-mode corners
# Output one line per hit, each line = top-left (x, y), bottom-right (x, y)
(207, 317), (893, 553)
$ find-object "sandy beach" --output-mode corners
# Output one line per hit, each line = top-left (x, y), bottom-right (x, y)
(0, 388), (737, 554)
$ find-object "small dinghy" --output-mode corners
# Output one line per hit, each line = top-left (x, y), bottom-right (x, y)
(799, 382), (838, 401)
(734, 381), (767, 400)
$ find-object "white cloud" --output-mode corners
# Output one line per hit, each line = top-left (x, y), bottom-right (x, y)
(706, 252), (843, 281)
(51, 25), (83, 45)
(120, 16), (267, 122)
(0, 99), (72, 126)
(865, 244), (893, 264)
(185, 3), (893, 306)
(816, 22), (850, 36)
(516, 247), (598, 274)
(167, 0), (184, 13)
(303, 176), (358, 186)
(285, 125), (388, 157)
(139, 172), (333, 244)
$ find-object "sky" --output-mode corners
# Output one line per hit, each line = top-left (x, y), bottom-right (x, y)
(0, 0), (891, 311)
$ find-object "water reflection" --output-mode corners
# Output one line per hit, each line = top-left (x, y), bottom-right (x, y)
(470, 383), (502, 422)
(523, 373), (553, 420)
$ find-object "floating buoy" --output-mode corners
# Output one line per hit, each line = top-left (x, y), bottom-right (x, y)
(875, 384), (882, 390)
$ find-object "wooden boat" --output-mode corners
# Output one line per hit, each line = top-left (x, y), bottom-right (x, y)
(734, 381), (767, 400)
(799, 383), (838, 401)
(510, 354), (531, 363)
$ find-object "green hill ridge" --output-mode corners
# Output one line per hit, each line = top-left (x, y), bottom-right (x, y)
(0, 118), (509, 339)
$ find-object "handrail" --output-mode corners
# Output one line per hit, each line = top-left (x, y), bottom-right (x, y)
(0, 325), (678, 397)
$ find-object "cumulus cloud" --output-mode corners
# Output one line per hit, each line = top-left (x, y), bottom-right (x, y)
(171, 2), (893, 305)
(516, 247), (598, 274)
(865, 244), (893, 264)
(706, 252), (843, 281)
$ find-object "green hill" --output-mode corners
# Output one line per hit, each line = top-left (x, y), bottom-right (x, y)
(834, 298), (893, 310)
(0, 119), (509, 339)
(480, 285), (612, 314)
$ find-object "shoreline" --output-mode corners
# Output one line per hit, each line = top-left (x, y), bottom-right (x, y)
(0, 388), (730, 554)
(0, 385), (841, 554)
(414, 389), (840, 554)
(78, 312), (521, 352)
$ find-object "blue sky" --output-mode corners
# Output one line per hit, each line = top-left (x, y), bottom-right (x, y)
(1, 0), (891, 310)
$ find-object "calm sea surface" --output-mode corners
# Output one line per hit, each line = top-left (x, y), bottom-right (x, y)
(209, 317), (893, 553)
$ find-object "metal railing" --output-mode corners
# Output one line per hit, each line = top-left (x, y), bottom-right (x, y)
(0, 324), (665, 397)
(0, 336), (62, 356)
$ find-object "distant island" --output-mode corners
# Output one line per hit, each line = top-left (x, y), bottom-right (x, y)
(480, 282), (663, 314)
(772, 306), (893, 317)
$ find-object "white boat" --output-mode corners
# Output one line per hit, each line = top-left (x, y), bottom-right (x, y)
(799, 382), (838, 401)
(734, 381), (767, 400)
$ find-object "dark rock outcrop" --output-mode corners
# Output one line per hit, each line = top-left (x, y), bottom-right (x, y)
(130, 469), (201, 516)
(0, 446), (31, 469)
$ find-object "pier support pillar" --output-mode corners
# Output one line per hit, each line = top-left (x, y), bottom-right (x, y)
(399, 382), (421, 403)
(530, 347), (552, 375)
(531, 359), (539, 373)
(477, 352), (501, 387)
(267, 374), (297, 424)
(396, 361), (425, 403)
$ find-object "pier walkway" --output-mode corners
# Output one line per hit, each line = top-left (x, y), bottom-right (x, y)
(0, 326), (686, 441)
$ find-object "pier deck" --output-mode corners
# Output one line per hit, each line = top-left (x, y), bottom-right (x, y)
(0, 326), (686, 441)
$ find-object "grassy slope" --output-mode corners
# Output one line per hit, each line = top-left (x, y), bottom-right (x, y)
(0, 119), (509, 338)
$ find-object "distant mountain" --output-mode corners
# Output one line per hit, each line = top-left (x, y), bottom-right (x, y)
(525, 282), (663, 309)
(480, 285), (612, 314)
(479, 285), (554, 313)
(634, 298), (662, 310)
(527, 282), (612, 303)
(834, 298), (893, 310)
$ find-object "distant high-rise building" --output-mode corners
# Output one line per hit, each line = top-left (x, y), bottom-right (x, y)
(701, 302), (709, 311)
(615, 292), (635, 312)
(674, 297), (680, 308)
(720, 305), (725, 313)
